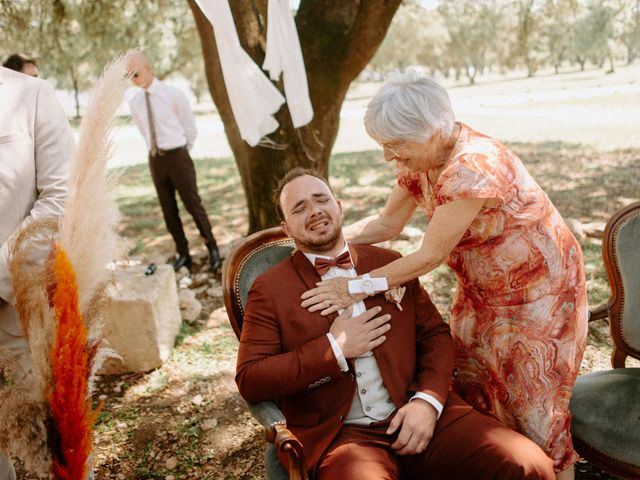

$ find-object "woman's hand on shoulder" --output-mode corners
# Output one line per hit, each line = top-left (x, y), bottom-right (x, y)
(301, 277), (366, 316)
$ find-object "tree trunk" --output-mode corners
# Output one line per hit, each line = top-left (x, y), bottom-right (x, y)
(606, 51), (615, 74)
(187, 0), (401, 233)
(465, 65), (476, 85)
(72, 72), (80, 119)
(526, 57), (535, 77)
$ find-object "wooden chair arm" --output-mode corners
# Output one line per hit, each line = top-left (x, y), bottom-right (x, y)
(246, 401), (308, 480)
(270, 424), (308, 480)
(589, 304), (609, 322)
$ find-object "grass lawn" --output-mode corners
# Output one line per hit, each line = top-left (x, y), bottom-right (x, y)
(17, 63), (640, 480)
(115, 141), (637, 325)
(24, 140), (625, 479)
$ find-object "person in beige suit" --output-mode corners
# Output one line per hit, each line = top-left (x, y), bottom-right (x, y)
(0, 66), (74, 480)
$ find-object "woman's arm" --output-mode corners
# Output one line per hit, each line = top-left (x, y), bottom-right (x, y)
(343, 185), (417, 244)
(301, 197), (487, 314)
(370, 197), (486, 287)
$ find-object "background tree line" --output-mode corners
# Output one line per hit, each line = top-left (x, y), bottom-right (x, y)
(372, 0), (640, 84)
(3, 1), (637, 110)
(0, 0), (206, 117)
(1, 0), (637, 231)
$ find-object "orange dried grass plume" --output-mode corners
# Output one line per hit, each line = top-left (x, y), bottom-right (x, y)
(48, 244), (100, 480)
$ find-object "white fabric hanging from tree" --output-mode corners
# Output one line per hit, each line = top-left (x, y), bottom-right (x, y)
(195, 0), (284, 147)
(195, 0), (313, 147)
(263, 0), (314, 128)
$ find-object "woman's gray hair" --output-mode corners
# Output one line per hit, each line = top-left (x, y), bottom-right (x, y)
(364, 70), (455, 144)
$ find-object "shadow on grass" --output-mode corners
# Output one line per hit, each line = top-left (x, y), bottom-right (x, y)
(91, 364), (260, 479)
(100, 142), (636, 480)
(113, 158), (246, 257)
(113, 142), (639, 333)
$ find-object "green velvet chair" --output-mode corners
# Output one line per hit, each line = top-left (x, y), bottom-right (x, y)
(222, 227), (308, 480)
(570, 201), (640, 479)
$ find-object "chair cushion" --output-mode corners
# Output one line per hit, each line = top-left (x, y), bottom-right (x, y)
(616, 215), (640, 349)
(238, 243), (294, 310)
(247, 400), (286, 427)
(236, 242), (294, 331)
(570, 368), (640, 466)
(265, 444), (289, 480)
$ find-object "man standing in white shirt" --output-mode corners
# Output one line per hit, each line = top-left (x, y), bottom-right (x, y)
(126, 51), (221, 273)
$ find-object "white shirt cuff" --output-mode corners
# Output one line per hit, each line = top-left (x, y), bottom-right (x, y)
(326, 333), (349, 372)
(410, 392), (444, 419)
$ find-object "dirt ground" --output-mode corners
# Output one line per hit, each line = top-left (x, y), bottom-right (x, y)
(19, 256), (625, 477)
(15, 256), (619, 479)
(15, 115), (640, 479)
(85, 254), (617, 480)
(93, 255), (267, 480)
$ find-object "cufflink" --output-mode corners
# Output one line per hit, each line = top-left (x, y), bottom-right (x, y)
(348, 274), (388, 296)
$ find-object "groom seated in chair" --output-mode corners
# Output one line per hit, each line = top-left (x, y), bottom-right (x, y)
(235, 168), (554, 480)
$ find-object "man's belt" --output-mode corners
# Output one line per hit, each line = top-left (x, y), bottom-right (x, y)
(151, 145), (187, 156)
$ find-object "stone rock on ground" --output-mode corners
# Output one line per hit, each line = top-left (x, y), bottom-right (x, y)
(99, 264), (182, 375)
(178, 287), (202, 323)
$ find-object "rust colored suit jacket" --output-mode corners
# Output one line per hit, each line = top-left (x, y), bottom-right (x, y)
(236, 244), (455, 472)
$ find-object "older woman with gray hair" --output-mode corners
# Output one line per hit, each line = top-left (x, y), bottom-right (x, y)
(301, 71), (587, 480)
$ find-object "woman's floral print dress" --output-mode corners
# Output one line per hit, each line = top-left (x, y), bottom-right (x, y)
(397, 123), (588, 471)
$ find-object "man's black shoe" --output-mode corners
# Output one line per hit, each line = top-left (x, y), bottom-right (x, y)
(208, 245), (222, 272)
(173, 254), (192, 272)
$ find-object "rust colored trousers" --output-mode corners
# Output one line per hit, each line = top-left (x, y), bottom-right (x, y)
(315, 393), (554, 480)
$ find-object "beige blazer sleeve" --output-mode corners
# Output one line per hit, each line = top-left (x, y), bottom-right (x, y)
(0, 69), (74, 306)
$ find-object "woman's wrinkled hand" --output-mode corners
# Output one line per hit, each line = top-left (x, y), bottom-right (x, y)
(300, 277), (365, 315)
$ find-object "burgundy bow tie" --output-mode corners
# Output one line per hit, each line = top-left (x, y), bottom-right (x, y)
(314, 251), (353, 275)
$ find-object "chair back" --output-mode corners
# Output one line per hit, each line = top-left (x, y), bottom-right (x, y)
(222, 227), (295, 339)
(602, 201), (640, 367)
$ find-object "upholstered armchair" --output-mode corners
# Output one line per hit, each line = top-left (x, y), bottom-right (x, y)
(569, 201), (640, 479)
(222, 227), (309, 480)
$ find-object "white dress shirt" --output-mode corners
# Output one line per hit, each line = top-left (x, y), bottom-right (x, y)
(303, 243), (443, 424)
(128, 78), (197, 151)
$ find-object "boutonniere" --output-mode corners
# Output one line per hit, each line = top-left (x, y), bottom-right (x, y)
(384, 286), (406, 311)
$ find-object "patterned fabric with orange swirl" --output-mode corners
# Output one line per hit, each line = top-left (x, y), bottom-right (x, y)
(396, 123), (589, 472)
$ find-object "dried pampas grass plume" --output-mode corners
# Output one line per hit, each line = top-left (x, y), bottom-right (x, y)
(60, 55), (128, 326)
(2, 55), (129, 478)
(48, 245), (99, 480)
(8, 219), (59, 392)
(0, 351), (51, 474)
